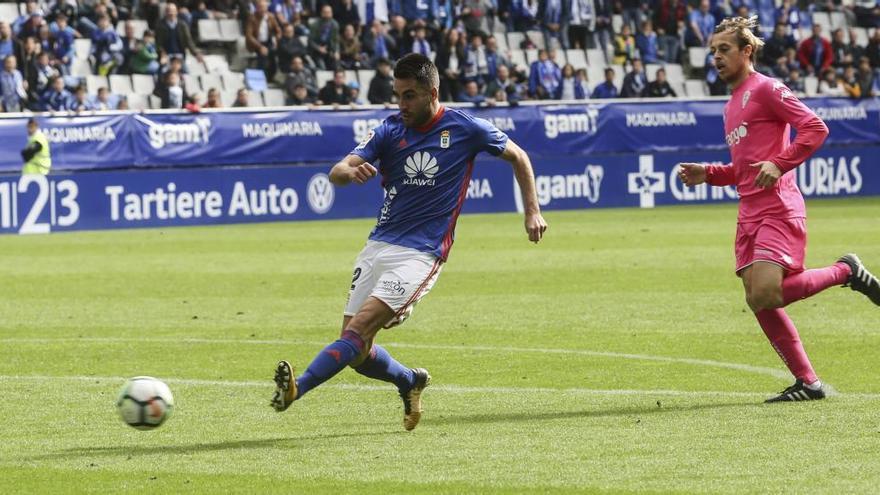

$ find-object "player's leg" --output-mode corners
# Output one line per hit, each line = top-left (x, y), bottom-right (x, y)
(271, 243), (379, 412)
(343, 244), (441, 429)
(742, 264), (824, 402)
(347, 310), (417, 394)
(780, 260), (851, 306)
(272, 297), (394, 412)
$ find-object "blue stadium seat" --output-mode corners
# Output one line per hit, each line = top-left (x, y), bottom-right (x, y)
(245, 69), (268, 92)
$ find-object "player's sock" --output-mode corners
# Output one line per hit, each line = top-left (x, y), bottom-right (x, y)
(805, 379), (823, 390)
(755, 308), (818, 384)
(353, 344), (416, 392)
(295, 330), (366, 399)
(782, 262), (851, 306)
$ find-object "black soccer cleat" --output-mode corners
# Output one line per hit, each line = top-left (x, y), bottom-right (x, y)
(400, 368), (431, 431)
(765, 379), (826, 403)
(838, 254), (880, 306)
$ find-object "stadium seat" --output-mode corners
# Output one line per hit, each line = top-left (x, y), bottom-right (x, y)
(116, 20), (148, 39)
(131, 74), (156, 95)
(506, 32), (525, 50)
(219, 19), (242, 42)
(220, 90), (237, 106)
(345, 70), (358, 85)
(85, 75), (109, 94)
(315, 69), (334, 90)
(126, 93), (148, 110)
(221, 71), (245, 91)
(148, 94), (162, 109)
(646, 63), (662, 78)
(664, 63), (684, 83)
(804, 76), (819, 96)
(612, 14), (624, 33)
(198, 19), (222, 43)
(853, 27), (869, 46)
(109, 75), (134, 95)
(185, 57), (207, 75)
(525, 48), (539, 64)
(586, 49), (605, 68)
(199, 73), (223, 93)
(830, 11), (846, 31)
(689, 47), (708, 69)
(812, 12), (831, 33)
(0, 3), (19, 21)
(587, 66), (604, 87)
(493, 34), (508, 52)
(247, 91), (265, 107)
(183, 73), (199, 93)
(671, 81), (685, 98)
(244, 69), (268, 91)
(71, 59), (92, 77)
(74, 39), (92, 61)
(509, 49), (527, 70)
(565, 49), (588, 70)
(357, 69), (375, 92)
(685, 79), (707, 97)
(203, 54), (230, 73)
(526, 30), (545, 50)
(262, 88), (286, 107)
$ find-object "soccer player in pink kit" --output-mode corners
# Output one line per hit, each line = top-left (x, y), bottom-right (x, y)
(678, 17), (880, 402)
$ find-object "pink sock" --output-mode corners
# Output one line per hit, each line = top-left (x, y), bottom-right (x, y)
(755, 309), (818, 384)
(782, 262), (851, 306)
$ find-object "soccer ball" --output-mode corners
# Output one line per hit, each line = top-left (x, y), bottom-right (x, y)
(116, 376), (174, 430)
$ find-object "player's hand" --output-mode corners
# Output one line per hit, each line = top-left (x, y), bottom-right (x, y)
(349, 162), (377, 184)
(750, 161), (782, 188)
(677, 163), (706, 186)
(525, 212), (547, 243)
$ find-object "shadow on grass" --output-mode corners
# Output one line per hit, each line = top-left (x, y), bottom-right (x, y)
(430, 400), (760, 426)
(29, 430), (404, 460)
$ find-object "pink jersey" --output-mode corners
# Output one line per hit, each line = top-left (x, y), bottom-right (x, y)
(704, 71), (828, 223)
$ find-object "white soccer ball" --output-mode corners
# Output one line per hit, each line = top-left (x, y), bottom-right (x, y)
(116, 376), (174, 430)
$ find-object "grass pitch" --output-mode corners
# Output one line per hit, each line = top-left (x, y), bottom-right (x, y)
(1, 198), (879, 494)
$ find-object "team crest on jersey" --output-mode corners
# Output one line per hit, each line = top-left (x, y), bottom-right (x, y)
(440, 130), (450, 149)
(741, 90), (750, 109)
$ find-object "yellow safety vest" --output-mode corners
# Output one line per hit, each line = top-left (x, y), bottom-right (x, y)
(22, 130), (51, 175)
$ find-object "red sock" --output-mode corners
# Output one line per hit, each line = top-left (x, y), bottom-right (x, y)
(755, 309), (818, 384)
(782, 262), (851, 306)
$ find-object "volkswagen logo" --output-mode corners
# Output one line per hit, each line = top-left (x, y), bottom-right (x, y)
(307, 173), (334, 214)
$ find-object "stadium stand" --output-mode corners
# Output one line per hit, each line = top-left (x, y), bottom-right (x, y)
(0, 0), (876, 112)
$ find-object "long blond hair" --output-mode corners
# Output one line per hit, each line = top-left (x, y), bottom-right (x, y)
(714, 16), (765, 63)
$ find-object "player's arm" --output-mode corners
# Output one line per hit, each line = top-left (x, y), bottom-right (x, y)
(751, 84), (829, 188)
(329, 154), (378, 186)
(499, 138), (547, 243)
(678, 162), (735, 187)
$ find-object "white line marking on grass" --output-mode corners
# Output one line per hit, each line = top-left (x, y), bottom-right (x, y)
(0, 336), (791, 380)
(0, 374), (876, 399)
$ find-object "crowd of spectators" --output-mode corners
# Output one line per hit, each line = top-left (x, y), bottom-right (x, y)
(0, 0), (879, 113)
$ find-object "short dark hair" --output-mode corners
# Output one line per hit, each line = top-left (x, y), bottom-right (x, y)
(393, 53), (439, 89)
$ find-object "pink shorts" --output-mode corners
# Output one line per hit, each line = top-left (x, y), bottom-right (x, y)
(734, 217), (806, 276)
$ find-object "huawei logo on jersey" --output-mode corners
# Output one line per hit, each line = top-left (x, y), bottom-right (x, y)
(403, 151), (439, 186)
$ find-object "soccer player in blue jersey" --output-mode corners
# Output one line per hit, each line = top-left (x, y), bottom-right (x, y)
(270, 53), (548, 430)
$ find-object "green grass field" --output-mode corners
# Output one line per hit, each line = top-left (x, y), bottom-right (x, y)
(2, 198), (879, 494)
